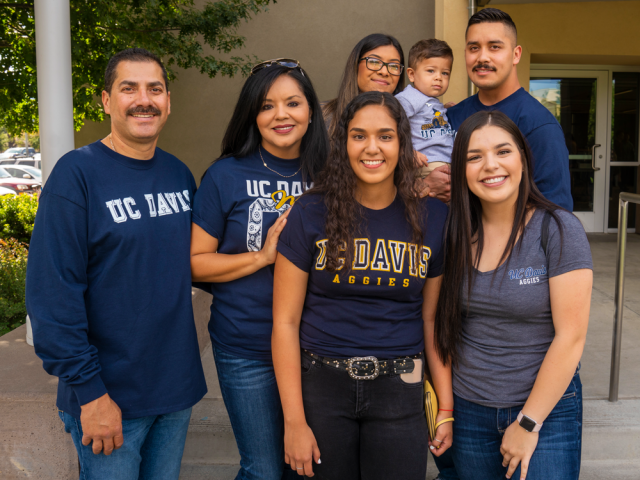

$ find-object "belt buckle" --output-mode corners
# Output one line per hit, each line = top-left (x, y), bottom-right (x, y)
(347, 356), (379, 380)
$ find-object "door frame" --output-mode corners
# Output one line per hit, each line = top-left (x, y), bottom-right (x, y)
(531, 64), (640, 233)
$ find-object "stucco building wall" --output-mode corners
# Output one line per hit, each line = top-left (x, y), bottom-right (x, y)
(74, 0), (436, 181)
(490, 1), (640, 89)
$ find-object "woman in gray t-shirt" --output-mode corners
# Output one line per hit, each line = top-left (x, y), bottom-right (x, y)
(435, 111), (592, 480)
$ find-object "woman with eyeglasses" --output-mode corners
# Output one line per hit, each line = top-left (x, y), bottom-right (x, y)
(323, 34), (405, 137)
(190, 59), (329, 480)
(272, 91), (452, 479)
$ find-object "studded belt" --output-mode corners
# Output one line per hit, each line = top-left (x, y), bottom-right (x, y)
(303, 349), (423, 380)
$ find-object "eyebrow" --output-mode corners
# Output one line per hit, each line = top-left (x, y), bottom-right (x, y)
(264, 95), (303, 102)
(367, 53), (401, 62)
(349, 127), (396, 133)
(467, 142), (513, 153)
(118, 80), (165, 88)
(466, 39), (505, 47)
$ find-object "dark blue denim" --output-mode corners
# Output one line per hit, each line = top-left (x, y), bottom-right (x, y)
(432, 448), (458, 480)
(59, 407), (191, 480)
(300, 350), (429, 480)
(213, 345), (297, 480)
(452, 373), (582, 480)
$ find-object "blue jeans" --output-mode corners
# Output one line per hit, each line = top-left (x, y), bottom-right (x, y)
(452, 374), (582, 480)
(59, 407), (191, 480)
(213, 345), (296, 480)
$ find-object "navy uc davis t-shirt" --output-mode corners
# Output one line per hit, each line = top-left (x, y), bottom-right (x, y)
(447, 88), (573, 211)
(277, 194), (448, 359)
(192, 149), (312, 360)
(26, 141), (207, 419)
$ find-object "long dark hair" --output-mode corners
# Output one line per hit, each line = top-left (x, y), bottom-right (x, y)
(323, 34), (405, 137)
(215, 64), (328, 183)
(309, 91), (423, 272)
(435, 111), (564, 365)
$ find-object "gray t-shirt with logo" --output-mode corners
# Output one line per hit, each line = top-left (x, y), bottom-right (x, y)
(452, 209), (593, 408)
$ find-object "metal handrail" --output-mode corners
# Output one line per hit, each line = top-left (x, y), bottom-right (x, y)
(609, 191), (640, 402)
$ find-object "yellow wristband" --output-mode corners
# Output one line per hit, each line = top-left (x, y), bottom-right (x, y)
(435, 417), (454, 430)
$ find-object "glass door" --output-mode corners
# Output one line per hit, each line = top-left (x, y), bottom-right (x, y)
(608, 72), (640, 231)
(530, 70), (609, 232)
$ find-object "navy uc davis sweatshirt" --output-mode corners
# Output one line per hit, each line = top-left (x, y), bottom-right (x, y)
(26, 141), (207, 419)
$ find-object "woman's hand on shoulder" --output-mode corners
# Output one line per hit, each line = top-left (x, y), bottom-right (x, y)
(258, 208), (291, 267)
(500, 420), (539, 480)
(429, 410), (453, 457)
(284, 420), (321, 477)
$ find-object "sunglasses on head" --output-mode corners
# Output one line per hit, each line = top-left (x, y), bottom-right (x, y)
(250, 58), (305, 76)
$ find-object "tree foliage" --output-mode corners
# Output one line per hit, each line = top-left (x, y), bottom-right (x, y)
(0, 0), (275, 135)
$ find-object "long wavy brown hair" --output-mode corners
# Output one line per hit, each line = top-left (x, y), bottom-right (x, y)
(310, 91), (424, 272)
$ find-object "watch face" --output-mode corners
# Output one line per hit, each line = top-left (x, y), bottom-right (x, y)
(519, 415), (536, 432)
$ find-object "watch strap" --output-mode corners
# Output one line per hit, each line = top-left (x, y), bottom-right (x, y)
(517, 411), (542, 432)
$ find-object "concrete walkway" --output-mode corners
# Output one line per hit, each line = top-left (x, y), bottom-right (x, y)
(1, 235), (639, 479)
(581, 233), (640, 401)
(180, 234), (640, 479)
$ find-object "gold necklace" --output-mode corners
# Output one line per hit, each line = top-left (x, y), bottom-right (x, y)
(259, 146), (301, 178)
(109, 134), (117, 153)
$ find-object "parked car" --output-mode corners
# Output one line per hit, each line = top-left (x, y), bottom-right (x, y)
(0, 157), (42, 169)
(0, 166), (41, 194)
(0, 147), (36, 159)
(3, 165), (42, 181)
(0, 186), (16, 196)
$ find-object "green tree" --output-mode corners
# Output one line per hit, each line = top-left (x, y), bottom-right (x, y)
(0, 0), (275, 136)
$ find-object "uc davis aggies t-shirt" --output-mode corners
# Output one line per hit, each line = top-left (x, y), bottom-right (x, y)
(192, 149), (312, 360)
(277, 193), (447, 359)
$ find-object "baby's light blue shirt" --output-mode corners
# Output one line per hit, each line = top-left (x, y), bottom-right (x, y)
(395, 85), (454, 164)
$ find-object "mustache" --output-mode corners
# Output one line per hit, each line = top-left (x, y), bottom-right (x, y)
(126, 105), (161, 116)
(472, 63), (496, 72)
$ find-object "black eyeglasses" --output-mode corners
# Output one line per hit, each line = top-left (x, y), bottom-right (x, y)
(250, 58), (304, 76)
(359, 57), (404, 76)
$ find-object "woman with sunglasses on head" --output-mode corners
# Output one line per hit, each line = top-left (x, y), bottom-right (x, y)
(272, 91), (453, 479)
(323, 34), (405, 137)
(190, 59), (328, 480)
(436, 111), (592, 480)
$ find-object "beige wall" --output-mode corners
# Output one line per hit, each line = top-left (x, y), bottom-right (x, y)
(434, 0), (470, 103)
(489, 1), (640, 90)
(75, 0), (435, 182)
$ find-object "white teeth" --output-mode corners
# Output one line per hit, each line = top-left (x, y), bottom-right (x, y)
(483, 176), (506, 184)
(133, 114), (153, 118)
(362, 160), (383, 165)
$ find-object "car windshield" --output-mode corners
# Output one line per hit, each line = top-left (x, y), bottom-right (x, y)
(4, 148), (22, 154)
(0, 167), (11, 178)
(20, 166), (41, 177)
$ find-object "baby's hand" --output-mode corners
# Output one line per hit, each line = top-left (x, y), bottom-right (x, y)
(444, 101), (457, 109)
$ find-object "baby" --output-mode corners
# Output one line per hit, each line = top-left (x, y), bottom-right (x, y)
(395, 39), (454, 178)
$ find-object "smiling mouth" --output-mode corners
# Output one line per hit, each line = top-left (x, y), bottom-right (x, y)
(274, 125), (294, 134)
(362, 159), (385, 168)
(482, 175), (507, 185)
(372, 79), (389, 85)
(131, 114), (155, 118)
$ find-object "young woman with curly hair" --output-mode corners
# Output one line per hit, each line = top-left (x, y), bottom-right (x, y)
(272, 91), (453, 479)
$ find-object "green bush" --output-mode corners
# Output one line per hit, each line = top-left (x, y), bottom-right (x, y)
(0, 238), (28, 336)
(0, 193), (38, 243)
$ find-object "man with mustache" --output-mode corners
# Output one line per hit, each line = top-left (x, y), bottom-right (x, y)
(445, 8), (573, 211)
(26, 48), (207, 479)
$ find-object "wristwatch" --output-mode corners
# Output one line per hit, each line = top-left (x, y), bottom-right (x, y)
(517, 411), (542, 433)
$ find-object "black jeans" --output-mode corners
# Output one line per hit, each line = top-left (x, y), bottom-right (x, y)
(300, 351), (429, 480)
